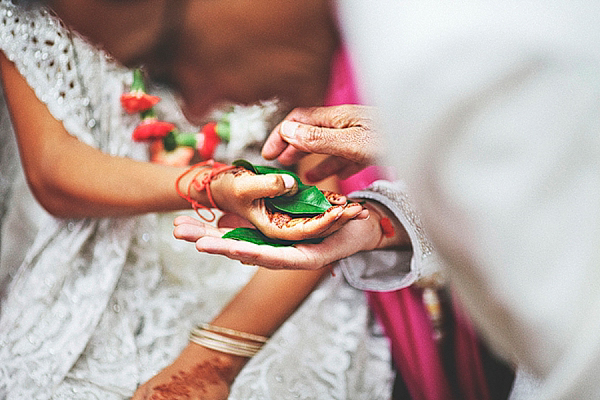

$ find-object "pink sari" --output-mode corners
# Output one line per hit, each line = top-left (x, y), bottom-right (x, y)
(325, 47), (514, 400)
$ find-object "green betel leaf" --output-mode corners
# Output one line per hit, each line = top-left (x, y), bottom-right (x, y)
(232, 159), (257, 174)
(268, 186), (331, 215)
(223, 227), (291, 247)
(223, 227), (322, 247)
(232, 159), (331, 215)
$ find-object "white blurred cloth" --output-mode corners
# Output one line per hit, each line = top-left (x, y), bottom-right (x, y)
(339, 1), (600, 398)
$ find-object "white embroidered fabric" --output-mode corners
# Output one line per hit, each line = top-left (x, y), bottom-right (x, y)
(0, 2), (393, 399)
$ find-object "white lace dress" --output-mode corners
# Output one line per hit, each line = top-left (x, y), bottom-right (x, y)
(0, 2), (393, 399)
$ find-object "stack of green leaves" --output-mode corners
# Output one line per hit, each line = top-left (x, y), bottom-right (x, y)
(222, 159), (332, 246)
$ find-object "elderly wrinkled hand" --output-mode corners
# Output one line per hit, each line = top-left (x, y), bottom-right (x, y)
(262, 105), (382, 182)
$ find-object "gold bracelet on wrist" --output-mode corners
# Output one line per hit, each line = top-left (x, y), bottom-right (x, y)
(189, 323), (268, 358)
(199, 323), (269, 343)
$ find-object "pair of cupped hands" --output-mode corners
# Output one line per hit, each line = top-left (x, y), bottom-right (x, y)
(174, 105), (385, 270)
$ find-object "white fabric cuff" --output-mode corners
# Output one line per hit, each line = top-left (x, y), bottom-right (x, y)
(337, 180), (441, 292)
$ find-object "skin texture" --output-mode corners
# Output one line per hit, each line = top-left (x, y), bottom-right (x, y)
(179, 165), (365, 241)
(262, 105), (383, 182)
(141, 354), (234, 400)
(173, 105), (411, 271)
(133, 157), (337, 399)
(133, 267), (329, 399)
(24, 4), (415, 394)
(0, 51), (360, 238)
(1, 30), (354, 400)
(173, 200), (410, 271)
(48, 0), (339, 122)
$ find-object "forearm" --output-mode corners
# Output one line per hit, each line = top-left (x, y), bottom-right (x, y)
(213, 268), (327, 338)
(205, 267), (328, 376)
(30, 140), (191, 217)
(193, 155), (333, 375)
(1, 50), (206, 218)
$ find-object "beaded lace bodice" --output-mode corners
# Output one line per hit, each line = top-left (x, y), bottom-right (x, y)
(0, 2), (393, 399)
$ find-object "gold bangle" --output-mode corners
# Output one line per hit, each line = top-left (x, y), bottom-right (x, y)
(189, 334), (258, 357)
(190, 328), (263, 352)
(199, 323), (269, 343)
(189, 328), (264, 358)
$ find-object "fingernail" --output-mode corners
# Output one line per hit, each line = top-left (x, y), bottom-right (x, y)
(356, 209), (370, 220)
(282, 174), (296, 189)
(333, 207), (344, 221)
(280, 120), (299, 139)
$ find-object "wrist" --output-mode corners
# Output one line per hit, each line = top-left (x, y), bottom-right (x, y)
(363, 201), (411, 250)
(175, 160), (236, 221)
(184, 342), (247, 385)
(176, 165), (211, 202)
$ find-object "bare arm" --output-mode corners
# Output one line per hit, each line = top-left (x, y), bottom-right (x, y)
(133, 156), (336, 399)
(1, 52), (358, 239)
(0, 51), (191, 218)
(133, 266), (329, 400)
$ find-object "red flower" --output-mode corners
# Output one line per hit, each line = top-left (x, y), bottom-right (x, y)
(198, 122), (221, 160)
(121, 91), (161, 114)
(132, 119), (176, 141)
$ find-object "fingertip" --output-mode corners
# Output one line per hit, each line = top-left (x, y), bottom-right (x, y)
(173, 223), (205, 240)
(355, 209), (370, 220)
(324, 191), (346, 205)
(281, 173), (296, 190)
(280, 120), (299, 141)
(261, 140), (277, 160)
(173, 215), (202, 226)
(262, 128), (287, 160)
(172, 224), (185, 238)
(173, 215), (188, 226)
(195, 236), (216, 252)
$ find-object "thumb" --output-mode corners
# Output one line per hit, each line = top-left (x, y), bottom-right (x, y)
(280, 120), (369, 164)
(237, 173), (298, 200)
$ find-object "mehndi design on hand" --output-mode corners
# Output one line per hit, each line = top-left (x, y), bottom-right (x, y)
(223, 160), (362, 246)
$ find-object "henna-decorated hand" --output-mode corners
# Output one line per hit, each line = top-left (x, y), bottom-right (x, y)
(184, 166), (366, 242)
(172, 202), (411, 270)
(132, 344), (243, 400)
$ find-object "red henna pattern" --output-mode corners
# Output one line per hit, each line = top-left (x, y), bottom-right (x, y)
(149, 358), (232, 400)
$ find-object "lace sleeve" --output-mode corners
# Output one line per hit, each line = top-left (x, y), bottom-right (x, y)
(0, 1), (134, 151)
(337, 180), (443, 291)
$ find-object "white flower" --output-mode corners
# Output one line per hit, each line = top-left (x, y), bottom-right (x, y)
(214, 100), (279, 160)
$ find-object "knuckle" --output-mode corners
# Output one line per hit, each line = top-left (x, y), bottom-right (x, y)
(303, 125), (325, 146)
(269, 174), (282, 187)
(230, 183), (245, 199)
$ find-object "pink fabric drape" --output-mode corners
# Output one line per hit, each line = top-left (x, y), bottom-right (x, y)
(367, 288), (495, 400)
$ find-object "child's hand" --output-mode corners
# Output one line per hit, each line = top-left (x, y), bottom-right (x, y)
(207, 167), (365, 241)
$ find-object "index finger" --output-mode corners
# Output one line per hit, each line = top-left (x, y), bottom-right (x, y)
(261, 125), (290, 160)
(262, 122), (312, 166)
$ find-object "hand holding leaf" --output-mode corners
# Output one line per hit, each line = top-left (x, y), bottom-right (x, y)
(208, 160), (366, 244)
